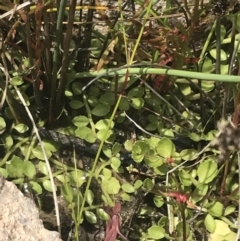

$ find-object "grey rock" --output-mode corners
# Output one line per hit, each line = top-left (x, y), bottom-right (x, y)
(0, 176), (62, 241)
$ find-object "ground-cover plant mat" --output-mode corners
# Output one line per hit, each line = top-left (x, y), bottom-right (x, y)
(0, 0), (240, 240)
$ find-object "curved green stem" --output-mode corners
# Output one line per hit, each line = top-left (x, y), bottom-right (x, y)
(83, 94), (96, 134)
(78, 94), (123, 219)
(70, 67), (240, 83)
(0, 137), (29, 167)
(95, 160), (112, 179)
(49, 0), (67, 122)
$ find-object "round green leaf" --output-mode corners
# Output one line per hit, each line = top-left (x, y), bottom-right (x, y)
(131, 97), (144, 109)
(38, 161), (48, 175)
(178, 169), (192, 186)
(203, 130), (217, 141)
(128, 87), (145, 98)
(153, 196), (164, 208)
(132, 141), (150, 163)
(157, 217), (169, 227)
(122, 183), (135, 193)
(23, 57), (30, 68)
(89, 85), (100, 96)
(142, 178), (154, 192)
(156, 138), (175, 158)
(121, 192), (131, 201)
(97, 129), (113, 142)
(2, 135), (13, 149)
(96, 208), (109, 221)
(6, 156), (24, 178)
(61, 182), (73, 203)
(75, 127), (96, 143)
(201, 80), (215, 92)
(191, 184), (208, 203)
(56, 174), (69, 183)
(11, 75), (23, 85)
(208, 201), (224, 217)
(42, 140), (60, 152)
(148, 114), (158, 124)
(32, 146), (52, 160)
(146, 123), (157, 131)
(112, 143), (122, 155)
(145, 154), (163, 168)
(213, 219), (231, 235)
(13, 124), (29, 133)
(100, 92), (115, 105)
(72, 115), (89, 128)
(191, 169), (197, 178)
(86, 190), (94, 206)
(180, 149), (198, 161)
(110, 157), (121, 171)
(102, 176), (120, 195)
(72, 82), (83, 95)
(68, 170), (86, 188)
(153, 163), (169, 175)
(85, 132), (97, 143)
(87, 96), (98, 106)
(134, 180), (143, 189)
(23, 161), (36, 178)
(119, 98), (129, 111)
(209, 49), (227, 61)
(221, 64), (229, 74)
(197, 160), (217, 184)
(124, 140), (133, 151)
(91, 103), (110, 116)
(42, 180), (55, 192)
(209, 219), (237, 240)
(224, 205), (236, 216)
(148, 137), (160, 149)
(204, 214), (216, 233)
(69, 100), (84, 109)
(65, 89), (73, 97)
(159, 128), (174, 138)
(148, 225), (165, 239)
(95, 119), (114, 130)
(0, 117), (6, 133)
(29, 181), (42, 195)
(179, 83), (191, 96)
(102, 168), (112, 179)
(107, 177), (121, 194)
(189, 133), (201, 142)
(102, 145), (112, 158)
(202, 57), (213, 73)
